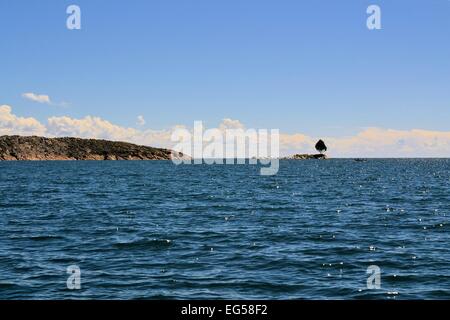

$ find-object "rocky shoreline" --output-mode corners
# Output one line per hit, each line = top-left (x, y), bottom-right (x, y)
(0, 135), (186, 161)
(283, 154), (327, 160)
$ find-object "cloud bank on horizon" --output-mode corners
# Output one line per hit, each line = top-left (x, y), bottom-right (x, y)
(1, 104), (449, 158)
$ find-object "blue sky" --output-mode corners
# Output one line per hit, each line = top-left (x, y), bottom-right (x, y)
(0, 0), (449, 156)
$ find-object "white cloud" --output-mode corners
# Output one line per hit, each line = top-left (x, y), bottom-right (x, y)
(325, 127), (450, 157)
(22, 92), (52, 104)
(47, 115), (138, 141)
(0, 105), (47, 136)
(136, 115), (146, 126)
(279, 133), (315, 154)
(1, 105), (449, 157)
(218, 118), (245, 131)
(46, 114), (176, 148)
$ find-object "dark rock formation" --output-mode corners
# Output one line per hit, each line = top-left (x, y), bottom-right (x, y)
(0, 135), (187, 161)
(284, 154), (327, 160)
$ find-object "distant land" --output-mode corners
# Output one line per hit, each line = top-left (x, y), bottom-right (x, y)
(283, 154), (327, 160)
(0, 136), (186, 161)
(0, 135), (329, 161)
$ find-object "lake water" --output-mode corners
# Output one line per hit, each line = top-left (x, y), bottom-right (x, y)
(0, 159), (449, 299)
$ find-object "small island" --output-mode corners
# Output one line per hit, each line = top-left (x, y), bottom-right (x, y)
(0, 135), (186, 161)
(284, 154), (327, 160)
(284, 139), (328, 160)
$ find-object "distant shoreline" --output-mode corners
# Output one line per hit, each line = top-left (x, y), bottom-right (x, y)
(1, 135), (448, 161)
(0, 135), (186, 161)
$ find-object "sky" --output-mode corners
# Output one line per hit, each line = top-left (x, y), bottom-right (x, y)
(0, 0), (449, 157)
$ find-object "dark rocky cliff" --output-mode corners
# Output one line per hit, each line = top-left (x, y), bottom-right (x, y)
(0, 135), (186, 161)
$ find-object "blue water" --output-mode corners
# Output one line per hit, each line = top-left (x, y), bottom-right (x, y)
(0, 159), (449, 299)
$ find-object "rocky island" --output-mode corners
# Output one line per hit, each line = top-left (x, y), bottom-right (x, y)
(0, 135), (186, 161)
(283, 139), (328, 160)
(283, 154), (327, 160)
